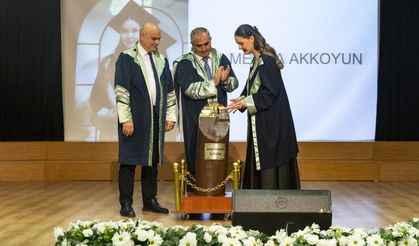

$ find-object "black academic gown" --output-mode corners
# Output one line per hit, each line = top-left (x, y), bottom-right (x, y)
(241, 54), (299, 189)
(174, 51), (238, 174)
(114, 49), (175, 166)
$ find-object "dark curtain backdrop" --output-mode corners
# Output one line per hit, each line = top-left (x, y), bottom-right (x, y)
(0, 0), (63, 141)
(0, 1), (418, 141)
(375, 1), (419, 140)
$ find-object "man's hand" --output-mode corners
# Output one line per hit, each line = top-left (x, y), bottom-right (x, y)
(213, 67), (224, 85)
(220, 65), (230, 82)
(165, 121), (175, 132)
(122, 121), (134, 137)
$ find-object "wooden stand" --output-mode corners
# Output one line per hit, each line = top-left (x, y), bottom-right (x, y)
(172, 161), (241, 219)
(171, 192), (232, 214)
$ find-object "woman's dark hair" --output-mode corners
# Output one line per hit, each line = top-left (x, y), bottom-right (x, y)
(234, 24), (283, 69)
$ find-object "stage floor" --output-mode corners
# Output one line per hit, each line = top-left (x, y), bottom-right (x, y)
(0, 181), (418, 245)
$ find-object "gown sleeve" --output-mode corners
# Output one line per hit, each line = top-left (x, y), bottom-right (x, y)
(114, 53), (133, 123)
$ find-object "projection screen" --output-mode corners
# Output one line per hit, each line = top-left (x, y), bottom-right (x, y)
(62, 0), (378, 142)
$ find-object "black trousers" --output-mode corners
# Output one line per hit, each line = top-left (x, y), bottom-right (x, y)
(119, 108), (159, 206)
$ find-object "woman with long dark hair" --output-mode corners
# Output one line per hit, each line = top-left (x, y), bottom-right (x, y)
(89, 13), (141, 141)
(228, 24), (300, 189)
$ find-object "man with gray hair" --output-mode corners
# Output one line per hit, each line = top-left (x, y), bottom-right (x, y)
(115, 22), (176, 217)
(173, 27), (239, 179)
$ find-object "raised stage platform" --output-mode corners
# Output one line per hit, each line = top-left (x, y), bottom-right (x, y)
(1, 141), (418, 181)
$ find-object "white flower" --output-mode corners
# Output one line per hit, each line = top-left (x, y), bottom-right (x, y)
(366, 234), (383, 246)
(264, 239), (276, 246)
(247, 229), (262, 237)
(179, 232), (197, 246)
(317, 239), (337, 246)
(106, 221), (119, 229)
(135, 229), (155, 242)
(195, 225), (207, 232)
(229, 226), (248, 240)
(274, 229), (288, 242)
(112, 231), (134, 246)
(394, 222), (410, 228)
(347, 234), (366, 246)
(80, 220), (92, 227)
(93, 222), (106, 234)
(408, 227), (419, 238)
(279, 236), (294, 246)
(75, 243), (88, 246)
(170, 225), (188, 232)
(137, 223), (149, 230)
(118, 219), (135, 230)
(311, 223), (320, 230)
(392, 222), (410, 238)
(150, 221), (163, 227)
(397, 237), (417, 246)
(304, 234), (319, 245)
(243, 236), (263, 246)
(297, 225), (316, 236)
(294, 230), (307, 238)
(340, 226), (353, 234)
(94, 221), (116, 231)
(54, 227), (64, 240)
(339, 236), (349, 246)
(204, 232), (212, 243)
(218, 233), (228, 243)
(210, 224), (229, 234)
(221, 237), (242, 246)
(353, 228), (368, 239)
(242, 236), (255, 246)
(60, 238), (70, 246)
(68, 222), (80, 231)
(82, 228), (93, 237)
(407, 237), (417, 246)
(387, 241), (396, 246)
(320, 230), (328, 237)
(149, 233), (163, 246)
(326, 238), (337, 246)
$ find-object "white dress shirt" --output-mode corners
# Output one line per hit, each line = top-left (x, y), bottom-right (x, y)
(196, 53), (212, 74)
(137, 44), (157, 105)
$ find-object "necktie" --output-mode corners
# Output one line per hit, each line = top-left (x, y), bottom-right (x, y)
(202, 56), (212, 80)
(148, 52), (160, 106)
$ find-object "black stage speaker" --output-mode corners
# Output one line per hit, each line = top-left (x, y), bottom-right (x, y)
(231, 189), (332, 235)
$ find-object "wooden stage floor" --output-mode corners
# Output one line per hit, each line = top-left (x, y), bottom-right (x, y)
(0, 181), (418, 245)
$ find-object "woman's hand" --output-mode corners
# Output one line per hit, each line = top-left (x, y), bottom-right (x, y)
(226, 98), (246, 113)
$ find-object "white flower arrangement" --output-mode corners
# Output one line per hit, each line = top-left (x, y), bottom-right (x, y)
(54, 218), (418, 246)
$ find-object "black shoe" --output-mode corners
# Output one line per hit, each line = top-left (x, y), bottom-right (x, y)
(142, 199), (169, 214)
(120, 203), (136, 217)
(188, 213), (203, 220)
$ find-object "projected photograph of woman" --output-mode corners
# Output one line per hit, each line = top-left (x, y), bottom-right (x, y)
(88, 1), (176, 141)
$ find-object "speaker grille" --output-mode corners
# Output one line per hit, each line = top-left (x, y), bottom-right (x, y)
(232, 189), (331, 213)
